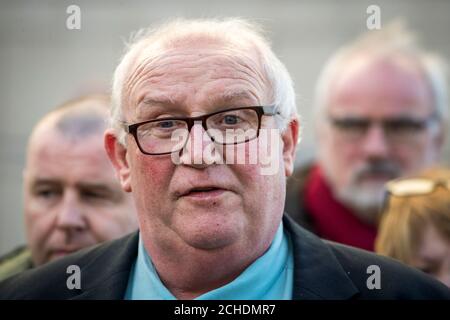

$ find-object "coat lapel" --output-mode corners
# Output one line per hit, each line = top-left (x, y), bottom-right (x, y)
(284, 215), (359, 299)
(71, 232), (139, 300)
(69, 218), (358, 300)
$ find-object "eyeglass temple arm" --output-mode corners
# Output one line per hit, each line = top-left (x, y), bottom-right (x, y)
(262, 105), (280, 115)
(119, 121), (132, 133)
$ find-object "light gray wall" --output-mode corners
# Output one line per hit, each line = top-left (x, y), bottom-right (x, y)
(1, 0), (449, 256)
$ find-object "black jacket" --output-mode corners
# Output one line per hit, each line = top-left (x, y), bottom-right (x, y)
(0, 216), (449, 299)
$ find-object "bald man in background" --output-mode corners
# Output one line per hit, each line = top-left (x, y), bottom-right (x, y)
(0, 95), (138, 281)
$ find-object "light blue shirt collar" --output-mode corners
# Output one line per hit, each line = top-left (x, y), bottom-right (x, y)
(124, 221), (293, 300)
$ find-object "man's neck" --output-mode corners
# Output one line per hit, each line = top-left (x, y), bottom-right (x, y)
(140, 230), (274, 299)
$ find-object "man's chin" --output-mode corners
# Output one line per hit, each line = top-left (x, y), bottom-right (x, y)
(185, 233), (237, 250)
(174, 215), (243, 250)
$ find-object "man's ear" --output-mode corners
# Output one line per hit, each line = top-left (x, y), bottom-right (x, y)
(104, 129), (132, 192)
(281, 118), (300, 177)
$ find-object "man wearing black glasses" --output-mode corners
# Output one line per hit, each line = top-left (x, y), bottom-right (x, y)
(286, 22), (448, 252)
(1, 18), (449, 300)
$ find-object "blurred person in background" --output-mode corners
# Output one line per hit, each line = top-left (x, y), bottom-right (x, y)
(286, 22), (448, 251)
(376, 167), (450, 288)
(0, 95), (138, 281)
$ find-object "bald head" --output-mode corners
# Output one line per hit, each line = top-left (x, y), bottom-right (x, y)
(28, 95), (110, 152)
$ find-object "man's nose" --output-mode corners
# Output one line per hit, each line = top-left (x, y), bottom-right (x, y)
(178, 121), (222, 167)
(56, 190), (86, 232)
(361, 124), (389, 159)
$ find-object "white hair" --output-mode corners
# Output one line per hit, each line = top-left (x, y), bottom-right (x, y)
(111, 18), (298, 145)
(314, 21), (449, 129)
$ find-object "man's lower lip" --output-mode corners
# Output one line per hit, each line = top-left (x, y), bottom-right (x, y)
(182, 189), (227, 199)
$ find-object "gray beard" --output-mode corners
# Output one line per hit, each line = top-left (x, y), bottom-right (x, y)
(320, 159), (401, 225)
(334, 183), (386, 225)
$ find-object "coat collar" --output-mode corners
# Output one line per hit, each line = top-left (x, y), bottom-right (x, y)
(71, 216), (359, 300)
(284, 215), (359, 299)
(71, 231), (139, 300)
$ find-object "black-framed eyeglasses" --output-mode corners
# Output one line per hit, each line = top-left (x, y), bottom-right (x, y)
(381, 177), (450, 214)
(123, 106), (279, 155)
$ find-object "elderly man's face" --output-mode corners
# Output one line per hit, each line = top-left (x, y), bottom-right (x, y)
(107, 44), (297, 256)
(24, 130), (137, 266)
(318, 56), (443, 217)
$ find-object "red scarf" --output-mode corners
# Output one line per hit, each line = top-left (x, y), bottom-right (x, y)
(304, 165), (377, 251)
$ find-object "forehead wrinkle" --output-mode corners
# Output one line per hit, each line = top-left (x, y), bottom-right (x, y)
(142, 93), (180, 106)
(126, 53), (203, 111)
(206, 89), (261, 108)
(123, 50), (186, 112)
(127, 49), (204, 92)
(134, 93), (184, 120)
(125, 52), (164, 93)
(126, 49), (269, 115)
(207, 54), (269, 104)
(135, 90), (258, 120)
(133, 47), (266, 82)
(124, 56), (151, 104)
(207, 74), (263, 105)
(231, 54), (268, 92)
(216, 90), (257, 104)
(125, 57), (166, 110)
